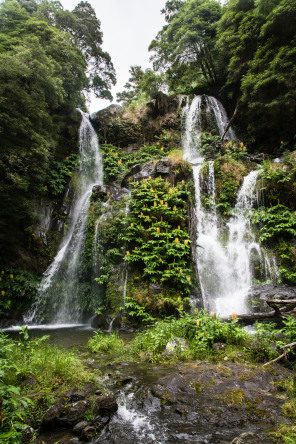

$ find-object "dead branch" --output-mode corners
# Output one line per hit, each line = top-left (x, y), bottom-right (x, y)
(263, 342), (296, 367)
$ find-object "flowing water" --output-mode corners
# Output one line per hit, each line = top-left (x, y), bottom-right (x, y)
(25, 111), (103, 325)
(183, 95), (276, 316)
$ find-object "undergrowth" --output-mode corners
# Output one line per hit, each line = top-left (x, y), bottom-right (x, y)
(0, 328), (95, 443)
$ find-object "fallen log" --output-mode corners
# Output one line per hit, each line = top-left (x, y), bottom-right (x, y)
(221, 310), (279, 323)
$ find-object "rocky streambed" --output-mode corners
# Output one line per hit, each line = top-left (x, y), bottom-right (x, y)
(33, 360), (293, 444)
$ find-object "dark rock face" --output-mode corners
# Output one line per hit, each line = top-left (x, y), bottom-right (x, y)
(92, 185), (110, 200)
(91, 93), (183, 148)
(147, 92), (184, 117)
(247, 284), (296, 311)
(94, 393), (118, 416)
(90, 104), (122, 141)
(121, 158), (190, 188)
(65, 400), (90, 426)
(42, 405), (63, 428)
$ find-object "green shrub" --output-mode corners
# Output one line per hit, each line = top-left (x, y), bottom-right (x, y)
(87, 331), (124, 353)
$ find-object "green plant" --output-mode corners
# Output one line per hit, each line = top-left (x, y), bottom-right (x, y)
(0, 269), (40, 317)
(121, 176), (192, 296)
(0, 333), (32, 444)
(127, 312), (248, 362)
(87, 331), (124, 353)
(48, 154), (79, 196)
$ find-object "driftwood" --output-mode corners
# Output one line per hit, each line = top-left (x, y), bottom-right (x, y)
(263, 342), (296, 367)
(221, 102), (239, 141)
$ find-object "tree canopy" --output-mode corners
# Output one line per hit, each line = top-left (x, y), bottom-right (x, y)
(116, 65), (167, 105)
(0, 0), (115, 265)
(149, 0), (296, 152)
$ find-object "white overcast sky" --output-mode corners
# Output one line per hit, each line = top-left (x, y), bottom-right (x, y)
(59, 0), (168, 112)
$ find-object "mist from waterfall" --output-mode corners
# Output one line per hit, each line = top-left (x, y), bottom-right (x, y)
(25, 111), (103, 324)
(183, 95), (275, 316)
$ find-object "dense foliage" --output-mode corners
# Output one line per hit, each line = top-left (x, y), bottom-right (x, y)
(122, 177), (192, 295)
(0, 0), (115, 268)
(149, 0), (296, 153)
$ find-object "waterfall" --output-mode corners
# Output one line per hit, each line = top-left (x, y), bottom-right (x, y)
(25, 111), (103, 325)
(183, 95), (274, 316)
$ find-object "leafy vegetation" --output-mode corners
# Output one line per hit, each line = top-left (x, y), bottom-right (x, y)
(0, 269), (39, 319)
(0, 329), (94, 443)
(101, 143), (171, 184)
(149, 0), (296, 153)
(251, 152), (296, 283)
(0, 0), (115, 268)
(116, 65), (167, 104)
(122, 177), (192, 296)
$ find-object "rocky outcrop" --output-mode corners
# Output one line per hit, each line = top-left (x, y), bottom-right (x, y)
(91, 93), (183, 148)
(247, 284), (296, 312)
(38, 386), (118, 443)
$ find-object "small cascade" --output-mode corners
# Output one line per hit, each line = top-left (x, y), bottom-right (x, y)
(103, 385), (168, 443)
(107, 316), (116, 333)
(183, 95), (276, 316)
(205, 95), (237, 141)
(25, 111), (103, 325)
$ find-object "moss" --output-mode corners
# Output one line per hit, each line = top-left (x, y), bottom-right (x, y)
(105, 266), (125, 315)
(218, 388), (245, 406)
(214, 158), (247, 214)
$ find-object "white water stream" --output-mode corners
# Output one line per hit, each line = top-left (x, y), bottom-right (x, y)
(183, 96), (275, 316)
(25, 111), (103, 324)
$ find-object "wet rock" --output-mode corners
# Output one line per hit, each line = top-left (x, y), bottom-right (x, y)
(65, 400), (90, 426)
(213, 343), (226, 351)
(116, 377), (134, 386)
(21, 426), (34, 443)
(91, 313), (111, 330)
(94, 393), (118, 416)
(69, 391), (86, 403)
(92, 185), (110, 200)
(248, 284), (296, 302)
(163, 338), (189, 356)
(156, 158), (170, 175)
(80, 426), (96, 441)
(73, 421), (89, 436)
(247, 284), (296, 312)
(92, 415), (109, 431)
(42, 405), (63, 428)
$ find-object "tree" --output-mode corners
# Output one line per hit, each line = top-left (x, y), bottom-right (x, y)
(216, 0), (296, 150)
(116, 66), (167, 104)
(0, 1), (86, 261)
(149, 0), (222, 93)
(32, 0), (116, 100)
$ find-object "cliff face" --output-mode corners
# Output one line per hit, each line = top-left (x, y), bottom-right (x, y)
(91, 92), (184, 149)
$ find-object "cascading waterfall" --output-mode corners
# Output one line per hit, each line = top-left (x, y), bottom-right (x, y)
(25, 111), (103, 325)
(183, 95), (275, 315)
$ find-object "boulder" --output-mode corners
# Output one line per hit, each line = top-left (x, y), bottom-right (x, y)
(73, 421), (89, 436)
(64, 400), (90, 426)
(163, 338), (189, 357)
(42, 405), (63, 428)
(80, 426), (96, 441)
(92, 185), (110, 200)
(156, 158), (170, 175)
(94, 393), (118, 416)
